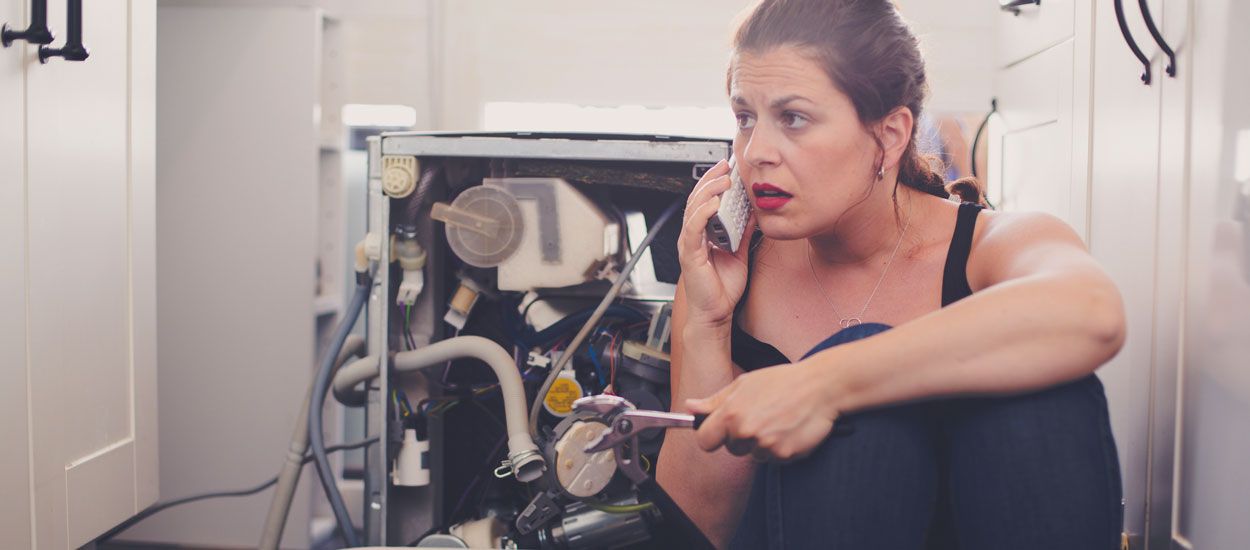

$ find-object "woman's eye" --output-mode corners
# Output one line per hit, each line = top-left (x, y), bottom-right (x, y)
(781, 111), (809, 129)
(735, 113), (756, 130)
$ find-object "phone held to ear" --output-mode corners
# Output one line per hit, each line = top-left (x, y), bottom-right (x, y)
(704, 156), (752, 253)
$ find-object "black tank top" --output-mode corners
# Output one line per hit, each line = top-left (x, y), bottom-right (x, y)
(730, 202), (983, 371)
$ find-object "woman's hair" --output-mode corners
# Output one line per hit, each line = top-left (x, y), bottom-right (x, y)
(731, 0), (985, 205)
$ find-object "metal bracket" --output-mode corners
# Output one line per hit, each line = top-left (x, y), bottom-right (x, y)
(504, 181), (561, 263)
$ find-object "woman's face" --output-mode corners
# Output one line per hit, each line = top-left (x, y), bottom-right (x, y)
(729, 46), (881, 240)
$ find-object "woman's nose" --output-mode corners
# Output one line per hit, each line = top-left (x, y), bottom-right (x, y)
(742, 128), (781, 171)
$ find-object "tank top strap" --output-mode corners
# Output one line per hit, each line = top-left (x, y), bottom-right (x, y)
(941, 202), (983, 307)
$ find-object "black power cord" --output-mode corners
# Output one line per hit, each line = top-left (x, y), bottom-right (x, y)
(98, 437), (379, 545)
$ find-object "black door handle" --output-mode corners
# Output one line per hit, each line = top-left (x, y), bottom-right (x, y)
(2, 0), (54, 47)
(1000, 0), (1041, 16)
(1114, 0), (1152, 85)
(38, 0), (87, 63)
(969, 98), (999, 209)
(1137, 0), (1177, 77)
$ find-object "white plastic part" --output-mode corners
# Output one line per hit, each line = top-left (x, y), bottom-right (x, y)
(526, 351), (551, 370)
(448, 516), (507, 549)
(393, 235), (427, 271)
(431, 185), (521, 268)
(443, 277), (481, 330)
(363, 232), (384, 262)
(553, 420), (617, 498)
(488, 178), (619, 291)
(397, 269), (425, 306)
(381, 155), (419, 198)
(392, 429), (431, 487)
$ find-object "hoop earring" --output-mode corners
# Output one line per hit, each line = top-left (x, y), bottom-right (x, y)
(877, 165), (886, 180)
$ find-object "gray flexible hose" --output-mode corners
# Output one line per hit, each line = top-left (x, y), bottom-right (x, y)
(258, 335), (364, 550)
(308, 278), (371, 547)
(527, 199), (683, 437)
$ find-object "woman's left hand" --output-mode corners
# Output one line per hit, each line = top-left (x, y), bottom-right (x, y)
(686, 361), (843, 462)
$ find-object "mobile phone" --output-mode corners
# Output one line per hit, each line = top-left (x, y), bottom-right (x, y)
(704, 156), (751, 252)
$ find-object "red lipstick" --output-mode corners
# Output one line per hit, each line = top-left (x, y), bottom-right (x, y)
(751, 183), (792, 211)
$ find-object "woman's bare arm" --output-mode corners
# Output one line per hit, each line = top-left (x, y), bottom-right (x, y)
(690, 211), (1126, 462)
(656, 280), (756, 548)
(816, 211), (1125, 414)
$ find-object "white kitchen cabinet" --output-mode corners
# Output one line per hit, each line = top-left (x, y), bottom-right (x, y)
(991, 39), (1084, 236)
(0, 0), (32, 547)
(994, 0), (1185, 546)
(0, 0), (157, 548)
(1174, 0), (1250, 548)
(1087, 0), (1170, 545)
(989, 0), (1095, 241)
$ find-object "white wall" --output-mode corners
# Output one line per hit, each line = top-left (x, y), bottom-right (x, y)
(899, 1), (998, 114)
(322, 0), (996, 132)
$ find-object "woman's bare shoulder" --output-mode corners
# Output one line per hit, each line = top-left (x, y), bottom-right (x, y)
(969, 209), (1092, 289)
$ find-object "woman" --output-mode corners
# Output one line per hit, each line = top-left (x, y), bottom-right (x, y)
(655, 1), (1126, 549)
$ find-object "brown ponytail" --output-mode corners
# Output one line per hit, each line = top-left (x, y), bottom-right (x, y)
(945, 177), (987, 206)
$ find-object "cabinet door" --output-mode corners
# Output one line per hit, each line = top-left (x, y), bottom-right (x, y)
(991, 39), (1084, 236)
(1145, 0), (1188, 548)
(1087, 0), (1167, 543)
(23, 0), (157, 547)
(0, 0), (33, 547)
(995, 0), (1077, 67)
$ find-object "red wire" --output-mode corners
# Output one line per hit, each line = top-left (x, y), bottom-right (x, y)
(608, 331), (620, 388)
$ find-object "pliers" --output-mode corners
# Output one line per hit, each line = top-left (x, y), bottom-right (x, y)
(573, 394), (702, 483)
(576, 394), (855, 474)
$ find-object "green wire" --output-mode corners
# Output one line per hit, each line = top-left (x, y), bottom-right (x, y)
(585, 501), (656, 514)
(404, 304), (412, 349)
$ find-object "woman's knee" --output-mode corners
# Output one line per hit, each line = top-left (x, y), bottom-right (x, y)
(775, 404), (943, 547)
(943, 375), (1122, 550)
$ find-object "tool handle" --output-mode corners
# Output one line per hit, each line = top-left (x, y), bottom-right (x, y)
(689, 413), (852, 436)
(692, 413), (707, 429)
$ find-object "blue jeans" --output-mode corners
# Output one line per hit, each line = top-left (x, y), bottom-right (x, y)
(730, 323), (1122, 550)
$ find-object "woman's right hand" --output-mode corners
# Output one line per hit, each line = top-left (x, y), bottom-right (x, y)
(677, 159), (757, 329)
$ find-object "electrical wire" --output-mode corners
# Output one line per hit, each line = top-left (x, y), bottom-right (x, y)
(587, 336), (608, 387)
(529, 199), (683, 436)
(405, 303), (420, 351)
(585, 501), (656, 514)
(608, 329), (621, 389)
(99, 438), (379, 544)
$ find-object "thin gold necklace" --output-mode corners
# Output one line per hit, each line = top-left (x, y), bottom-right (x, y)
(806, 198), (913, 328)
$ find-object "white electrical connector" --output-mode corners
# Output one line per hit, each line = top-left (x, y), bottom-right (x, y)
(398, 270), (425, 306)
(392, 429), (430, 487)
(526, 351), (552, 370)
(394, 228), (427, 306)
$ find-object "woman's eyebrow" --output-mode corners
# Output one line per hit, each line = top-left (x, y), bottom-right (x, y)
(770, 94), (812, 109)
(730, 94), (813, 109)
